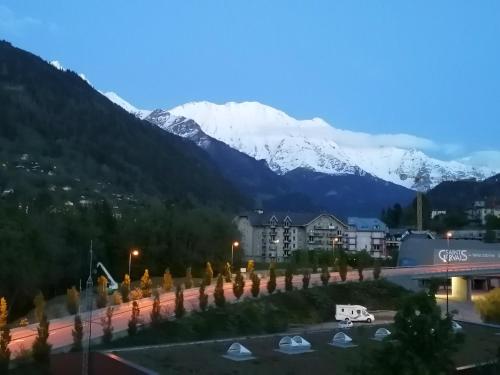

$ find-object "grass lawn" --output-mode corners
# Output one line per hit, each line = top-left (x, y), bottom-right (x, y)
(114, 322), (500, 375)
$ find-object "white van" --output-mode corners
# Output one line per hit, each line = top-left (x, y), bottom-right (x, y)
(335, 305), (374, 323)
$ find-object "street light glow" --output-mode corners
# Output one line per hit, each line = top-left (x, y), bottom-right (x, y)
(132, 249), (139, 256)
(446, 232), (452, 238)
(233, 241), (239, 247)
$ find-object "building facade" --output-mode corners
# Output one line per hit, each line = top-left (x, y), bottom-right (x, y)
(235, 212), (347, 262)
(345, 217), (388, 257)
(466, 200), (500, 225)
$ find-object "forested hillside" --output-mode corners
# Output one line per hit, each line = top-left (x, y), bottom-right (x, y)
(0, 41), (246, 318)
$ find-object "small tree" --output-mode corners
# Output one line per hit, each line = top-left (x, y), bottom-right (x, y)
(356, 250), (371, 281)
(285, 265), (293, 292)
(246, 259), (255, 279)
(66, 286), (80, 315)
(32, 314), (51, 365)
(120, 274), (131, 302)
(251, 272), (260, 297)
(233, 269), (245, 300)
(128, 301), (140, 336)
(214, 274), (226, 307)
(224, 262), (233, 283)
(199, 283), (208, 311)
(320, 266), (330, 286)
(71, 315), (83, 352)
(96, 275), (108, 308)
(150, 296), (161, 326)
(267, 264), (277, 294)
(302, 269), (311, 289)
(204, 262), (214, 286)
(140, 269), (153, 297)
(0, 325), (11, 372)
(163, 268), (173, 292)
(184, 266), (193, 289)
(0, 298), (7, 329)
(0, 298), (10, 372)
(130, 287), (143, 301)
(475, 288), (500, 323)
(373, 260), (382, 280)
(174, 286), (186, 318)
(101, 307), (114, 344)
(338, 253), (348, 282)
(33, 292), (46, 323)
(112, 291), (123, 305)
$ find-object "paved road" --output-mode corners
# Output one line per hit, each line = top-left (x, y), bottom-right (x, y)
(8, 263), (500, 356)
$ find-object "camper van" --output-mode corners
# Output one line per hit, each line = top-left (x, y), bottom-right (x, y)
(335, 305), (374, 323)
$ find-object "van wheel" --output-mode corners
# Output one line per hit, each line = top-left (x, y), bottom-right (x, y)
(345, 318), (349, 321)
(367, 318), (372, 323)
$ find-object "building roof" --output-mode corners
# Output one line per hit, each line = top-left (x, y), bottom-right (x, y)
(348, 217), (388, 232)
(398, 237), (500, 266)
(237, 211), (347, 227)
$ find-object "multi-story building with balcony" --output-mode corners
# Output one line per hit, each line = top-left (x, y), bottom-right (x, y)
(345, 217), (389, 257)
(235, 212), (347, 262)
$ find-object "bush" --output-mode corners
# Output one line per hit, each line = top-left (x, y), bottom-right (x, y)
(251, 272), (260, 297)
(163, 268), (173, 292)
(130, 287), (143, 301)
(33, 292), (46, 323)
(175, 286), (186, 318)
(71, 315), (83, 352)
(32, 314), (51, 365)
(66, 286), (80, 315)
(214, 274), (226, 308)
(224, 262), (232, 283)
(320, 266), (330, 286)
(233, 269), (245, 300)
(150, 296), (161, 326)
(140, 269), (153, 297)
(120, 274), (131, 302)
(373, 261), (382, 280)
(101, 307), (114, 344)
(184, 266), (193, 289)
(475, 288), (500, 323)
(128, 301), (140, 336)
(112, 291), (123, 305)
(246, 260), (255, 277)
(199, 283), (208, 311)
(267, 264), (277, 294)
(302, 270), (311, 289)
(96, 276), (108, 308)
(0, 326), (11, 372)
(204, 262), (213, 286)
(285, 266), (294, 291)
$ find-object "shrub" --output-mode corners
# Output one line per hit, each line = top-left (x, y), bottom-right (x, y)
(246, 260), (255, 278)
(140, 269), (153, 297)
(150, 296), (161, 326)
(373, 261), (382, 280)
(302, 270), (311, 289)
(233, 269), (245, 300)
(475, 288), (500, 323)
(320, 266), (330, 286)
(101, 307), (114, 344)
(251, 272), (260, 297)
(66, 286), (80, 315)
(199, 283), (208, 311)
(163, 268), (173, 292)
(285, 266), (293, 291)
(175, 286), (186, 318)
(130, 287), (143, 301)
(338, 257), (348, 282)
(267, 264), (277, 294)
(32, 314), (51, 365)
(184, 266), (193, 289)
(0, 326), (11, 372)
(71, 315), (83, 352)
(224, 262), (232, 283)
(112, 291), (123, 305)
(0, 298), (7, 329)
(128, 301), (140, 336)
(204, 262), (213, 286)
(120, 274), (131, 302)
(33, 292), (46, 323)
(96, 276), (108, 308)
(214, 274), (226, 307)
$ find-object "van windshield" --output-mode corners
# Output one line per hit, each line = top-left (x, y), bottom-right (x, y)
(362, 310), (369, 316)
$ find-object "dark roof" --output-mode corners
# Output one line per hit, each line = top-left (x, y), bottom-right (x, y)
(398, 237), (500, 266)
(238, 211), (346, 227)
(348, 217), (388, 231)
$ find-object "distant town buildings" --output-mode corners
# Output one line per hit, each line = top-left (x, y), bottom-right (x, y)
(466, 200), (500, 225)
(235, 211), (390, 262)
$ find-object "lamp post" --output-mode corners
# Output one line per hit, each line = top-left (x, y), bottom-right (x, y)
(446, 231), (452, 316)
(332, 237), (339, 263)
(231, 241), (239, 267)
(128, 249), (139, 278)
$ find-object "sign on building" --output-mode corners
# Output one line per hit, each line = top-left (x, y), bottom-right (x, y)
(433, 248), (500, 264)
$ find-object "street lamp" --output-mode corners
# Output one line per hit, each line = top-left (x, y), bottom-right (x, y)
(231, 241), (239, 267)
(129, 249), (140, 278)
(446, 231), (452, 316)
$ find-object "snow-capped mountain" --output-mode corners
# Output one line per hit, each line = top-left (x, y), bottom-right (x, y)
(106, 93), (497, 190)
(168, 101), (496, 189)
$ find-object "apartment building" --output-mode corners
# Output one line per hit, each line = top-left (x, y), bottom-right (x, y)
(235, 212), (347, 262)
(466, 201), (500, 225)
(345, 217), (388, 257)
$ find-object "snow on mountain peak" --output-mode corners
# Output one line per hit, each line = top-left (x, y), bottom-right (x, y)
(103, 92), (151, 119)
(168, 101), (498, 188)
